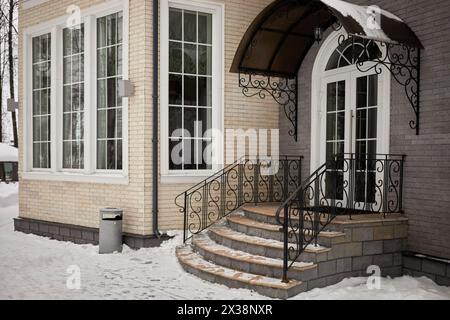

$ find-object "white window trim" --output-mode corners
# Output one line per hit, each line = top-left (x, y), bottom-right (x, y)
(160, 0), (224, 183)
(22, 0), (129, 184)
(310, 30), (391, 174)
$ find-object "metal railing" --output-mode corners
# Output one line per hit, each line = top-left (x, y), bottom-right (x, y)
(276, 153), (406, 282)
(175, 156), (303, 242)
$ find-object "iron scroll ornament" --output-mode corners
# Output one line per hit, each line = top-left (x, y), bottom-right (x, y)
(338, 34), (421, 135)
(239, 73), (299, 141)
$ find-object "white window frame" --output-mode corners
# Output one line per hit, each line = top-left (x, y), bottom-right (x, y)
(22, 0), (129, 184)
(160, 0), (224, 183)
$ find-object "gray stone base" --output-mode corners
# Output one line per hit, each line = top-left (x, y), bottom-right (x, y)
(403, 251), (450, 286)
(14, 217), (171, 249)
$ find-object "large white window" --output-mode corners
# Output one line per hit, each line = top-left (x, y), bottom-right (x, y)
(96, 12), (123, 170)
(63, 25), (85, 170)
(161, 0), (223, 180)
(32, 33), (51, 169)
(23, 0), (129, 183)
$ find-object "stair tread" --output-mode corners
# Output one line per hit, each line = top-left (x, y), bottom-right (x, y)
(176, 246), (302, 290)
(228, 214), (346, 238)
(242, 205), (407, 225)
(210, 225), (331, 253)
(193, 233), (316, 271)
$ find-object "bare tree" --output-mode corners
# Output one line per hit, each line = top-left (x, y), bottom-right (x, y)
(7, 0), (18, 147)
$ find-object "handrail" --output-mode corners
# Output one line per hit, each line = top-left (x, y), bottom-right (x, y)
(176, 155), (304, 242)
(276, 153), (406, 282)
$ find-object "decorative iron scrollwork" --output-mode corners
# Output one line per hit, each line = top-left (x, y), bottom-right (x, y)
(239, 73), (298, 141)
(339, 34), (421, 135)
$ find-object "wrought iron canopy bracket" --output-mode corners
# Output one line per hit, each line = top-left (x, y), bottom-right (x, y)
(238, 72), (299, 141)
(341, 34), (422, 135)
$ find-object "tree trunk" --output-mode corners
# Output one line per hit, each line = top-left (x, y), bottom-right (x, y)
(8, 0), (18, 148)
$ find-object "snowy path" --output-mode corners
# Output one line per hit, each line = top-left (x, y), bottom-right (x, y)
(1, 183), (450, 300)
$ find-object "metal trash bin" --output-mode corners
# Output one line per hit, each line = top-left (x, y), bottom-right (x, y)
(99, 208), (123, 254)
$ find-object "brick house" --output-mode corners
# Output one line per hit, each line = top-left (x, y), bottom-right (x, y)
(15, 0), (450, 297)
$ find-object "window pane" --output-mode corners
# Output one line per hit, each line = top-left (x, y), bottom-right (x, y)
(169, 41), (182, 73)
(184, 11), (197, 42)
(33, 118), (40, 141)
(116, 140), (122, 170)
(169, 74), (182, 105)
(183, 139), (196, 170)
(97, 17), (107, 47)
(97, 49), (107, 78)
(169, 107), (182, 137)
(63, 86), (71, 112)
(198, 13), (212, 44)
(63, 114), (71, 140)
(63, 142), (71, 168)
(356, 109), (367, 140)
(184, 76), (196, 106)
(107, 108), (116, 138)
(97, 110), (107, 139)
(357, 76), (367, 109)
(40, 116), (48, 141)
(97, 140), (106, 169)
(107, 14), (118, 46)
(63, 57), (71, 84)
(107, 140), (116, 169)
(169, 139), (182, 170)
(107, 78), (116, 108)
(107, 47), (117, 77)
(326, 113), (336, 141)
(337, 81), (345, 111)
(40, 89), (49, 115)
(198, 45), (212, 75)
(337, 112), (345, 141)
(116, 108), (122, 138)
(33, 91), (40, 115)
(198, 108), (212, 136)
(198, 77), (212, 107)
(169, 9), (182, 41)
(97, 79), (107, 109)
(72, 142), (80, 169)
(184, 107), (196, 137)
(368, 74), (378, 106)
(368, 108), (377, 139)
(184, 43), (196, 74)
(327, 82), (336, 112)
(33, 144), (40, 168)
(72, 113), (83, 141)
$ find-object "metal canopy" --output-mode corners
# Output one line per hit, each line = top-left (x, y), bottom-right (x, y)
(231, 0), (423, 139)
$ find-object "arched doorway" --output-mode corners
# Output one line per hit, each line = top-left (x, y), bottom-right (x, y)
(310, 31), (391, 208)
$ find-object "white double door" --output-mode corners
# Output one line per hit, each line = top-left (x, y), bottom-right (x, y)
(319, 69), (388, 210)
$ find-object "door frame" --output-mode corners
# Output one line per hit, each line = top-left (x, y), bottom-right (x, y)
(310, 30), (391, 174)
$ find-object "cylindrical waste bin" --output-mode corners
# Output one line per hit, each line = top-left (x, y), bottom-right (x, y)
(99, 208), (123, 254)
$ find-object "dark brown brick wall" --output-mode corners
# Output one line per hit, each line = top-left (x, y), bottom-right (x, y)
(280, 0), (450, 259)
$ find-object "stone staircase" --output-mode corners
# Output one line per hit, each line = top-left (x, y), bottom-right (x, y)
(176, 204), (408, 299)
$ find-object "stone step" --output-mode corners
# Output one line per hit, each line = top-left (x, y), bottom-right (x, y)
(227, 214), (346, 247)
(192, 233), (318, 282)
(208, 225), (330, 263)
(176, 246), (307, 299)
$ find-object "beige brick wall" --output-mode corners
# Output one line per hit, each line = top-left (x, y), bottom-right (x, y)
(18, 0), (279, 235)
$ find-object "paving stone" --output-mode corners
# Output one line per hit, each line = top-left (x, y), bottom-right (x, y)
(372, 254), (393, 268)
(403, 256), (422, 271)
(352, 256), (373, 271)
(318, 260), (337, 277)
(383, 239), (404, 253)
(352, 227), (373, 242)
(363, 241), (384, 255)
(373, 226), (394, 240)
(336, 258), (352, 273)
(422, 260), (446, 276)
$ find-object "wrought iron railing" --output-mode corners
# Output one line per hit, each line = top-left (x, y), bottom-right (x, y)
(276, 153), (406, 282)
(175, 156), (303, 242)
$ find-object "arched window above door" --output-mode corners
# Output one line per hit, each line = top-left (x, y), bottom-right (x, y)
(326, 37), (382, 71)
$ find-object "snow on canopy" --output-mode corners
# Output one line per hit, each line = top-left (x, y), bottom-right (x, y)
(0, 143), (18, 162)
(321, 0), (400, 43)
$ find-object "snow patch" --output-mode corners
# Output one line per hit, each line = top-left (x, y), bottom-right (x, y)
(0, 143), (18, 162)
(321, 0), (398, 43)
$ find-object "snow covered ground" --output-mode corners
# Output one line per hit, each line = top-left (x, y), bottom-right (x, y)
(1, 183), (450, 300)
